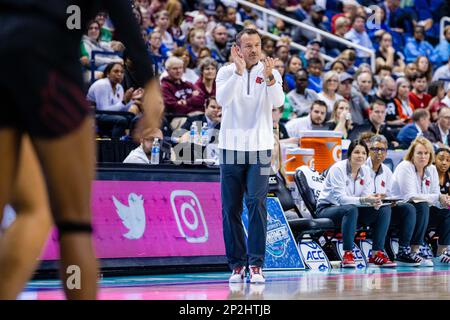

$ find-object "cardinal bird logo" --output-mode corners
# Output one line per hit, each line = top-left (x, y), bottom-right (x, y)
(256, 76), (263, 84)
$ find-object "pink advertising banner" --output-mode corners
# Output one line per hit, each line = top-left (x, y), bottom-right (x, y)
(41, 181), (225, 260)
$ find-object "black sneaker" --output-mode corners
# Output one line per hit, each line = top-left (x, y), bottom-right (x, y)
(395, 249), (421, 267)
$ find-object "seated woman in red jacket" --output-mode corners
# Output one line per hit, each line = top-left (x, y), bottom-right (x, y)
(161, 56), (204, 116)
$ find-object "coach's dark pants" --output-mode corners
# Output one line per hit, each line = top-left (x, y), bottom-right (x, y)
(316, 204), (391, 251)
(411, 202), (450, 246)
(220, 149), (271, 270)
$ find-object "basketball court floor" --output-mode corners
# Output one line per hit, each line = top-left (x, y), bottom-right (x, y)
(19, 266), (450, 300)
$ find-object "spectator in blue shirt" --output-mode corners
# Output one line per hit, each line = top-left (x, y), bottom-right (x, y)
(344, 15), (374, 64)
(432, 25), (450, 66)
(404, 26), (434, 63)
(397, 109), (431, 149)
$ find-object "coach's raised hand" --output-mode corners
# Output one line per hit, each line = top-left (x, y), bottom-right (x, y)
(231, 44), (245, 76)
(263, 57), (276, 85)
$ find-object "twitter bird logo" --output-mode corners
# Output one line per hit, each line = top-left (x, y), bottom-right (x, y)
(112, 193), (146, 240)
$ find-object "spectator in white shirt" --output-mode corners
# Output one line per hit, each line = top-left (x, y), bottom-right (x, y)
(87, 62), (140, 138)
(392, 137), (450, 266)
(123, 129), (164, 164)
(317, 71), (344, 117)
(316, 139), (395, 268)
(285, 100), (328, 137)
(366, 135), (422, 266)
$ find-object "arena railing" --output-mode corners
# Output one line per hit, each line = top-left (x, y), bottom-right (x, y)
(235, 0), (377, 72)
(440, 16), (450, 43)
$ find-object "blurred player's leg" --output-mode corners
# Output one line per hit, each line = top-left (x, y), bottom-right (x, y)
(0, 136), (52, 299)
(0, 129), (21, 216)
(32, 117), (98, 300)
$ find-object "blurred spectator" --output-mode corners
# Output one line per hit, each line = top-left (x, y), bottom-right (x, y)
(375, 31), (405, 75)
(262, 37), (275, 58)
(195, 57), (218, 108)
(349, 100), (400, 148)
(331, 0), (358, 34)
(286, 0), (315, 22)
(293, 5), (328, 44)
(80, 20), (123, 76)
(95, 11), (113, 42)
(179, 96), (222, 143)
(326, 99), (353, 139)
(287, 69), (319, 117)
(224, 6), (243, 42)
(372, 76), (401, 126)
(425, 107), (450, 148)
(167, 0), (185, 45)
(335, 49), (357, 74)
(87, 62), (139, 139)
(356, 71), (376, 102)
(344, 15), (374, 64)
(274, 42), (290, 64)
(329, 59), (347, 74)
(428, 81), (448, 121)
(393, 77), (414, 123)
(147, 0), (168, 17)
(154, 10), (177, 51)
(160, 47), (199, 83)
(286, 100), (328, 136)
(208, 24), (231, 65)
(192, 13), (209, 32)
(300, 40), (325, 68)
(432, 25), (450, 66)
(285, 56), (304, 91)
(123, 128), (165, 164)
(404, 25), (434, 63)
(161, 57), (204, 115)
(307, 58), (324, 93)
(198, 47), (212, 60)
(408, 72), (432, 110)
(397, 109), (431, 148)
(337, 72), (370, 125)
(317, 71), (344, 115)
(186, 28), (207, 68)
(380, 0), (415, 34)
(404, 62), (418, 81)
(323, 16), (351, 57)
(432, 57), (450, 91)
(374, 65), (393, 85)
(148, 30), (169, 74)
(414, 55), (432, 81)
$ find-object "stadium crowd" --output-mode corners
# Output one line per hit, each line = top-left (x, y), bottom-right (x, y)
(81, 0), (450, 268)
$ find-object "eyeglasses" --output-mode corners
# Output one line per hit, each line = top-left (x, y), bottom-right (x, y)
(370, 147), (387, 153)
(327, 79), (338, 83)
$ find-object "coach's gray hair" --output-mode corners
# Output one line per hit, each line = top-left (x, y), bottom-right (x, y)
(370, 134), (388, 147)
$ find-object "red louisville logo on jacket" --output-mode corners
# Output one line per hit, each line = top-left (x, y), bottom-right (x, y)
(381, 180), (385, 187)
(425, 179), (430, 186)
(256, 76), (264, 84)
(360, 179), (364, 185)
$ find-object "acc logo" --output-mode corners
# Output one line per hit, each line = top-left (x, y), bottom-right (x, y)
(266, 214), (290, 257)
(299, 240), (331, 271)
(269, 176), (277, 185)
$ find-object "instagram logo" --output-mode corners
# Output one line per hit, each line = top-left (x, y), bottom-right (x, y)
(170, 190), (209, 243)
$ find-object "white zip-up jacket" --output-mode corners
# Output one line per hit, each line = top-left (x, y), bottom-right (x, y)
(391, 160), (442, 207)
(216, 61), (284, 151)
(366, 158), (393, 196)
(123, 146), (150, 164)
(317, 159), (373, 206)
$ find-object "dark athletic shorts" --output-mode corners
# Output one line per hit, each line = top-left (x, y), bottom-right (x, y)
(0, 52), (91, 138)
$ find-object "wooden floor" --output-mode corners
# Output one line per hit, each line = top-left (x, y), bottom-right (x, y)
(20, 266), (450, 300)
